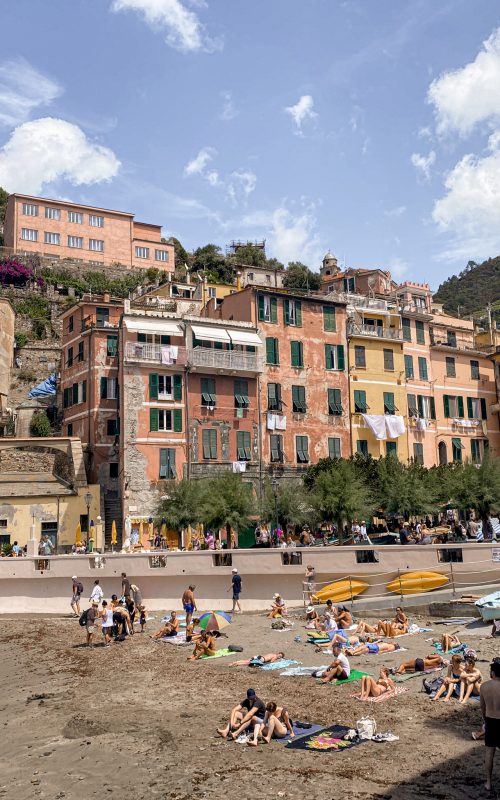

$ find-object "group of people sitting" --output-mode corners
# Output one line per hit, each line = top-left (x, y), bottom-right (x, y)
(431, 653), (483, 703)
(151, 610), (220, 660)
(217, 688), (294, 746)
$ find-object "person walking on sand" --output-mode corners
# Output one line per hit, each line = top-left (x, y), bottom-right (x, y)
(71, 575), (83, 617)
(121, 572), (131, 599)
(86, 601), (99, 648)
(182, 585), (197, 627)
(481, 660), (500, 793)
(230, 568), (242, 613)
(90, 579), (103, 605)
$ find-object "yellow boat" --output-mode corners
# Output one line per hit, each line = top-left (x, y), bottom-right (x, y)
(312, 578), (369, 604)
(386, 571), (449, 595)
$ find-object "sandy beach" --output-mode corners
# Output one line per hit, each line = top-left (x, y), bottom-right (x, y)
(0, 607), (498, 800)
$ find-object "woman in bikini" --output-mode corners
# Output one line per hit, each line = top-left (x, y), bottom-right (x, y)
(432, 654), (464, 701)
(188, 631), (216, 660)
(440, 632), (461, 653)
(359, 667), (395, 700)
(346, 641), (401, 656)
(248, 702), (294, 746)
(229, 652), (285, 667)
(458, 658), (482, 704)
(305, 606), (319, 629)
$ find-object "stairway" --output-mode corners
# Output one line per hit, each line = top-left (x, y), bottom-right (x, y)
(104, 491), (123, 550)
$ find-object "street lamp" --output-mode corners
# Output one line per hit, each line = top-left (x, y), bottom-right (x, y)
(84, 491), (92, 541)
(271, 478), (279, 542)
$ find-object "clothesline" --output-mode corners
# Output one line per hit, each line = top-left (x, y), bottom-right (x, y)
(361, 414), (406, 440)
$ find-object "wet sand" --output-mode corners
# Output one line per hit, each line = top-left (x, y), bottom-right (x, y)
(0, 608), (498, 800)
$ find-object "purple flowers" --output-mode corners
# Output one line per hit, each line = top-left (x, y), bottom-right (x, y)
(0, 258), (44, 287)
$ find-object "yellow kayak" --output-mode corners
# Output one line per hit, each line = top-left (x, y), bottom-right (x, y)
(386, 571), (449, 595)
(312, 578), (369, 604)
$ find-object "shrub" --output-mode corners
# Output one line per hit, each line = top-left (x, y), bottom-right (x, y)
(14, 294), (50, 319)
(30, 410), (52, 437)
(16, 369), (36, 382)
(32, 319), (47, 339)
(0, 257), (36, 287)
(14, 333), (28, 349)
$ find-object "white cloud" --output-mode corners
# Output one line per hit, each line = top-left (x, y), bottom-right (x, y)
(206, 170), (220, 186)
(428, 27), (500, 136)
(432, 132), (500, 261)
(410, 150), (436, 181)
(388, 256), (409, 280)
(241, 203), (322, 265)
(284, 95), (318, 134)
(385, 205), (407, 217)
(111, 0), (221, 53)
(0, 117), (120, 194)
(0, 58), (62, 127)
(418, 125), (432, 139)
(219, 90), (237, 121)
(228, 170), (256, 198)
(184, 146), (216, 176)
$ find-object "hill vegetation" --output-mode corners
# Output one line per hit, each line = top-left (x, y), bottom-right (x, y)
(434, 256), (500, 316)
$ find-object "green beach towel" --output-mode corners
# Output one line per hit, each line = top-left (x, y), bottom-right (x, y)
(336, 669), (369, 685)
(199, 647), (233, 660)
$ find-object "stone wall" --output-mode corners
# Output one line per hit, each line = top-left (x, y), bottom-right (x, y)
(0, 449), (56, 473)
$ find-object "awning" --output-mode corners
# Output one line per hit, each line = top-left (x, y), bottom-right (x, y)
(125, 318), (183, 336)
(191, 324), (230, 343)
(228, 329), (262, 346)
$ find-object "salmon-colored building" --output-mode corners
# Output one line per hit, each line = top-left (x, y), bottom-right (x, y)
(3, 193), (175, 271)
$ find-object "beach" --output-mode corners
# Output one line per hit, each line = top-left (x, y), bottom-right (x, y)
(0, 609), (497, 800)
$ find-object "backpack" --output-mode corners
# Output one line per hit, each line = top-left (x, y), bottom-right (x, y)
(78, 609), (88, 627)
(422, 676), (444, 695)
(356, 717), (377, 740)
(76, 581), (84, 595)
(228, 645), (243, 652)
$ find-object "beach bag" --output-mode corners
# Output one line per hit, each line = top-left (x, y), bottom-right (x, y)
(422, 676), (443, 695)
(356, 717), (377, 740)
(78, 609), (88, 627)
(228, 645), (243, 652)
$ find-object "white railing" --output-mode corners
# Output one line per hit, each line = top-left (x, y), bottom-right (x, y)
(339, 293), (388, 311)
(124, 342), (188, 364)
(188, 347), (261, 372)
(348, 322), (403, 340)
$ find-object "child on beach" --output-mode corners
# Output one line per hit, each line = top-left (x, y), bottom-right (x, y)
(138, 604), (147, 633)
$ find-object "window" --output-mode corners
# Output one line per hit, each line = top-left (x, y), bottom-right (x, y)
(447, 330), (457, 347)
(68, 315), (74, 333)
(159, 448), (176, 479)
(107, 419), (118, 436)
(417, 395), (436, 420)
(357, 439), (368, 457)
(467, 396), (487, 420)
(446, 356), (456, 377)
(68, 236), (83, 248)
(471, 439), (487, 464)
(44, 231), (60, 245)
(325, 344), (345, 370)
(68, 211), (83, 224)
(110, 463), (119, 478)
(354, 389), (367, 413)
(415, 320), (425, 344)
(67, 346), (73, 368)
(67, 380), (86, 407)
(138, 332), (171, 345)
(438, 441), (448, 465)
(438, 548), (463, 563)
(418, 356), (428, 380)
(22, 203), (38, 216)
(292, 385), (306, 413)
(402, 317), (411, 342)
(89, 214), (104, 227)
(150, 408), (182, 432)
(96, 307), (109, 327)
(413, 443), (424, 464)
(265, 337), (279, 365)
(343, 276), (355, 292)
(107, 336), (118, 357)
(323, 305), (336, 331)
(328, 437), (341, 459)
(45, 207), (60, 220)
(234, 379), (249, 408)
(291, 340), (304, 367)
(284, 298), (302, 327)
(158, 410), (173, 431)
(258, 294), (277, 323)
(270, 434), (284, 462)
(383, 392), (396, 414)
(89, 239), (104, 252)
(155, 249), (169, 262)
(328, 388), (342, 415)
(207, 287), (216, 299)
(404, 354), (414, 379)
(267, 383), (282, 411)
(443, 395), (464, 419)
(452, 436), (464, 462)
(135, 246), (149, 259)
(236, 430), (251, 460)
(158, 374), (174, 399)
(200, 377), (216, 406)
(386, 441), (397, 456)
(296, 435), (309, 463)
(67, 423), (73, 437)
(100, 377), (117, 399)
(78, 341), (84, 362)
(407, 394), (418, 417)
(202, 429), (217, 459)
(383, 348), (394, 371)
(21, 228), (37, 241)
(354, 345), (366, 368)
(356, 550), (379, 564)
(470, 360), (480, 380)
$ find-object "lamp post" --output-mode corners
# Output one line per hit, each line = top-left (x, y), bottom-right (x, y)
(84, 491), (92, 544)
(271, 478), (279, 544)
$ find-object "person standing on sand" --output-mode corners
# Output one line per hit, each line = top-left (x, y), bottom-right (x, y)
(481, 660), (500, 793)
(230, 568), (242, 613)
(121, 573), (131, 599)
(182, 585), (197, 627)
(86, 601), (99, 648)
(90, 579), (103, 605)
(71, 575), (83, 617)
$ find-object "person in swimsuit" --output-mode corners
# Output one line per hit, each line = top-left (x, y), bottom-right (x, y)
(440, 632), (461, 653)
(188, 631), (216, 660)
(432, 654), (464, 701)
(185, 618), (201, 644)
(346, 641), (401, 656)
(359, 667), (395, 700)
(229, 652), (285, 667)
(354, 619), (379, 635)
(100, 600), (114, 646)
(459, 658), (482, 704)
(182, 585), (197, 627)
(305, 606), (319, 628)
(152, 611), (179, 640)
(393, 607), (408, 627)
(248, 702), (294, 746)
(268, 594), (287, 618)
(396, 654), (445, 674)
(377, 619), (408, 637)
(334, 606), (353, 629)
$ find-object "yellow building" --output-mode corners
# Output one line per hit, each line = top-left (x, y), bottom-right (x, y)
(346, 295), (409, 459)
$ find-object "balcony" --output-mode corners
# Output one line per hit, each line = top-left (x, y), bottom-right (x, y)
(429, 333), (477, 352)
(81, 315), (119, 332)
(124, 341), (188, 365)
(341, 293), (387, 311)
(347, 322), (403, 341)
(188, 347), (262, 373)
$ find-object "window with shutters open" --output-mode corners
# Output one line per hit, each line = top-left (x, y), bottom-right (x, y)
(407, 394), (418, 417)
(413, 443), (424, 464)
(284, 298), (302, 327)
(157, 375), (173, 399)
(267, 383), (282, 411)
(415, 320), (425, 344)
(292, 385), (306, 413)
(202, 429), (217, 459)
(290, 340), (303, 367)
(270, 434), (283, 462)
(327, 388), (342, 415)
(452, 437), (463, 462)
(234, 379), (249, 408)
(444, 395), (464, 418)
(354, 389), (367, 413)
(201, 377), (216, 406)
(404, 354), (414, 379)
(325, 344), (345, 371)
(296, 435), (309, 463)
(107, 336), (118, 357)
(159, 448), (176, 479)
(383, 392), (396, 414)
(67, 347), (73, 368)
(357, 440), (368, 457)
(258, 294), (277, 323)
(236, 430), (251, 461)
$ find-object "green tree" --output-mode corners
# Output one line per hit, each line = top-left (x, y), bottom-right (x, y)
(374, 457), (437, 518)
(260, 479), (313, 530)
(167, 236), (190, 268)
(203, 472), (255, 545)
(230, 244), (268, 268)
(155, 479), (207, 534)
(450, 454), (500, 525)
(0, 186), (8, 244)
(30, 410), (52, 437)
(283, 261), (321, 291)
(191, 244), (233, 283)
(309, 460), (374, 542)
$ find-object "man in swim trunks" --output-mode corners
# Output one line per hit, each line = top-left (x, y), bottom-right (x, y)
(229, 652), (285, 667)
(481, 660), (500, 792)
(346, 641), (401, 656)
(182, 585), (197, 627)
(396, 654), (445, 674)
(321, 644), (351, 683)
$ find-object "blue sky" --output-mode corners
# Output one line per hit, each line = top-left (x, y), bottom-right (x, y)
(1, 1), (500, 289)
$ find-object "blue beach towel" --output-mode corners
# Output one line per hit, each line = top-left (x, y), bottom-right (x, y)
(260, 659), (300, 671)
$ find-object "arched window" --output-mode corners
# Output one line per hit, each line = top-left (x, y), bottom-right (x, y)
(438, 441), (447, 466)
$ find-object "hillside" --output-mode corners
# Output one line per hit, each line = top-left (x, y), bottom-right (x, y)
(434, 256), (500, 316)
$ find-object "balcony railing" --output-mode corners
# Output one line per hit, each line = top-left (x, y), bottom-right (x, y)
(340, 293), (387, 311)
(124, 342), (188, 365)
(430, 334), (476, 352)
(347, 322), (403, 340)
(188, 347), (262, 372)
(81, 316), (119, 332)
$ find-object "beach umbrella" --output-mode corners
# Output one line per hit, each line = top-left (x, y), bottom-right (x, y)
(197, 611), (232, 632)
(75, 522), (82, 547)
(111, 520), (117, 546)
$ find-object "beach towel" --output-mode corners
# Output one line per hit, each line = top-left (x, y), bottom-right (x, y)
(394, 666), (444, 682)
(161, 633), (189, 645)
(433, 642), (466, 656)
(307, 630), (332, 640)
(280, 666), (329, 677)
(285, 725), (362, 752)
(260, 659), (300, 671)
(278, 723), (324, 741)
(320, 669), (369, 685)
(199, 647), (233, 660)
(351, 686), (409, 703)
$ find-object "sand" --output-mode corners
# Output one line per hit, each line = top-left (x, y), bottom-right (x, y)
(0, 608), (498, 800)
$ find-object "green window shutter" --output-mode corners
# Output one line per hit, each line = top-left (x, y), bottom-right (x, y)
(63, 388), (68, 408)
(357, 440), (368, 457)
(417, 395), (424, 418)
(150, 408), (159, 432)
(173, 409), (182, 432)
(295, 300), (302, 326)
(159, 448), (168, 477)
(336, 345), (345, 371)
(467, 397), (473, 419)
(266, 337), (274, 364)
(402, 318), (411, 342)
(443, 395), (450, 418)
(291, 341), (301, 367)
(270, 296), (278, 323)
(404, 355), (414, 379)
(284, 298), (290, 325)
(268, 383), (276, 405)
(354, 390), (366, 412)
(82, 381), (87, 402)
(100, 377), (107, 399)
(418, 357), (428, 380)
(481, 398), (487, 420)
(383, 392), (395, 413)
(325, 344), (333, 370)
(149, 373), (158, 400)
(173, 374), (182, 401)
(168, 448), (176, 478)
(429, 397), (436, 419)
(457, 396), (464, 418)
(258, 295), (265, 321)
(407, 394), (417, 415)
(323, 306), (336, 332)
(328, 437), (341, 459)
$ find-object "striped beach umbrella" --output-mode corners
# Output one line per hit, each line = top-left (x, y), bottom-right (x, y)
(197, 611), (232, 632)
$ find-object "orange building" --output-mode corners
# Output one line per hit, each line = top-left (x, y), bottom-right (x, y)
(3, 193), (174, 271)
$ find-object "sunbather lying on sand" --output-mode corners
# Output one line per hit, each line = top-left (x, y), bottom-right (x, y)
(432, 655), (463, 701)
(248, 702), (294, 746)
(188, 631), (216, 660)
(359, 667), (395, 700)
(355, 619), (407, 637)
(440, 632), (461, 653)
(395, 654), (445, 674)
(346, 641), (402, 656)
(229, 652), (285, 667)
(458, 657), (482, 704)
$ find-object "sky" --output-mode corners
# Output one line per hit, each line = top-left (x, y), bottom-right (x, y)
(1, 1), (500, 289)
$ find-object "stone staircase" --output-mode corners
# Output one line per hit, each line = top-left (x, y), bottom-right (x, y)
(104, 491), (122, 549)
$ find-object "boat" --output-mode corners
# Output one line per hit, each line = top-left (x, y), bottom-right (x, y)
(386, 570), (449, 595)
(475, 590), (500, 622)
(312, 578), (369, 604)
